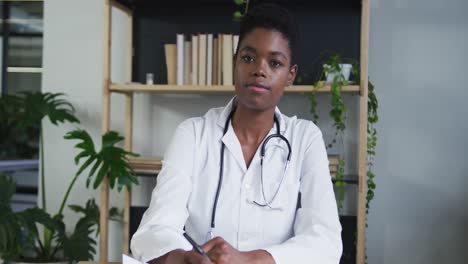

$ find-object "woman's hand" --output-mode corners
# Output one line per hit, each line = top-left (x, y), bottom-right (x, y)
(195, 237), (275, 264)
(147, 249), (189, 264)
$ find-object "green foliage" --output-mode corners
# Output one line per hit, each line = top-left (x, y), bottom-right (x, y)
(233, 0), (250, 21)
(0, 94), (38, 159)
(64, 129), (139, 192)
(60, 199), (101, 263)
(334, 159), (347, 209)
(0, 91), (136, 263)
(19, 91), (79, 127)
(0, 173), (22, 262)
(312, 53), (354, 149)
(309, 88), (319, 123)
(366, 81), (378, 217)
(309, 53), (379, 220)
(0, 174), (124, 263)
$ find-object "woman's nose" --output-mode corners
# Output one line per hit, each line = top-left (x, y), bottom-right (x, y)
(252, 60), (267, 78)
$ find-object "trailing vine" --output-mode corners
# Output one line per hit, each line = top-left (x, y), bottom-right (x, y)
(334, 159), (347, 209)
(311, 54), (353, 209)
(309, 53), (379, 215)
(366, 80), (378, 217)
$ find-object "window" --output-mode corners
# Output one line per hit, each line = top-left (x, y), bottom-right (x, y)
(1, 0), (43, 94)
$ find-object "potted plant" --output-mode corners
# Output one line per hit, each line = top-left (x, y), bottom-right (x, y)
(0, 92), (138, 263)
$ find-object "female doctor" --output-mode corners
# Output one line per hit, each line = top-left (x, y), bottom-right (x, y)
(131, 3), (342, 264)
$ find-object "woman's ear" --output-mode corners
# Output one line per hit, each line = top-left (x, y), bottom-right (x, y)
(288, 64), (298, 86)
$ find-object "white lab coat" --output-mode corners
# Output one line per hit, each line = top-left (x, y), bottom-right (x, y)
(131, 97), (343, 264)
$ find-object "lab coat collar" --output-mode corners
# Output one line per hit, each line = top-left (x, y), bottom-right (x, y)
(216, 96), (286, 133)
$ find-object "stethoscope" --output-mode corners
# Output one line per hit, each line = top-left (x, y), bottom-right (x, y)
(208, 103), (292, 239)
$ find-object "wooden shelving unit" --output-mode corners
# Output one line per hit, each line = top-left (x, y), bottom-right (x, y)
(110, 83), (361, 94)
(101, 0), (369, 263)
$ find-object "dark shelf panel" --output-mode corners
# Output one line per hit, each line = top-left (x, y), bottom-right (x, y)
(135, 171), (159, 177)
(130, 0), (361, 84)
(116, 0), (361, 9)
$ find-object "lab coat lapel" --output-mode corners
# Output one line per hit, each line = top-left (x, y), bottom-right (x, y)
(221, 123), (247, 172)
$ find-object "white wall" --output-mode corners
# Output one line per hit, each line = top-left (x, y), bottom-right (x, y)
(42, 0), (468, 263)
(42, 0), (126, 261)
(367, 0), (468, 263)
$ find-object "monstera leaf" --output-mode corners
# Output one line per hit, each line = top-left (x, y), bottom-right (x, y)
(65, 198), (122, 261)
(64, 129), (139, 191)
(60, 199), (99, 262)
(19, 91), (79, 127)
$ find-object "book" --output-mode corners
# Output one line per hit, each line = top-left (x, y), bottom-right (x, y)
(128, 157), (163, 172)
(198, 34), (207, 85)
(213, 38), (218, 85)
(233, 35), (239, 56)
(164, 44), (177, 85)
(184, 40), (192, 85)
(176, 34), (185, 85)
(222, 34), (233, 85)
(328, 155), (341, 166)
(217, 34), (223, 85)
(206, 34), (213, 86)
(191, 35), (199, 85)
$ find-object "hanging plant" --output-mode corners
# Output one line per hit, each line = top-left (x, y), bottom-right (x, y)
(313, 53), (355, 149)
(311, 54), (353, 209)
(366, 80), (378, 217)
(308, 53), (379, 214)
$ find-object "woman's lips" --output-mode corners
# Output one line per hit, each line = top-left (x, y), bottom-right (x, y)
(246, 84), (270, 93)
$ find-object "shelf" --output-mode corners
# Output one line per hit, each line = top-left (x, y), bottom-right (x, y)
(128, 157), (162, 174)
(110, 83), (360, 94)
(128, 157), (357, 183)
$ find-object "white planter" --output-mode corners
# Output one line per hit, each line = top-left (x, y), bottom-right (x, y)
(324, 64), (352, 83)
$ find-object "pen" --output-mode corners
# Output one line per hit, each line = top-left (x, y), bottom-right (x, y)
(183, 232), (211, 259)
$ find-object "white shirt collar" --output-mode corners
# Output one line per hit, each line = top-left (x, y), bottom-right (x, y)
(216, 96), (286, 133)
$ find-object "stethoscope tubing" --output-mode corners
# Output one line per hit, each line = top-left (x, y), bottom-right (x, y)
(210, 105), (292, 233)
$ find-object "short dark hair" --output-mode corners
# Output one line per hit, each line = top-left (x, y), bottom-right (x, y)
(236, 3), (299, 66)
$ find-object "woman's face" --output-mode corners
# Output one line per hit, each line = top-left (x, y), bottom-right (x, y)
(234, 27), (297, 112)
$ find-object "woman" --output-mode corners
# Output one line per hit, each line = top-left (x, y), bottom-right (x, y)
(131, 3), (342, 264)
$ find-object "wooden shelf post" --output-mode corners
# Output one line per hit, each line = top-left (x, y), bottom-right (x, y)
(100, 0), (112, 262)
(357, 0), (370, 263)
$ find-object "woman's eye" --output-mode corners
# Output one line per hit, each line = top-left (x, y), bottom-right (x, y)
(270, 60), (282, 68)
(241, 55), (254, 63)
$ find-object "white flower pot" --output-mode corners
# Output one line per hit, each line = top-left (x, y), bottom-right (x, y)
(324, 64), (352, 83)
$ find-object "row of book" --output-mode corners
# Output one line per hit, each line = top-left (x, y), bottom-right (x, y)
(329, 155), (340, 178)
(164, 33), (239, 86)
(128, 157), (162, 174)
